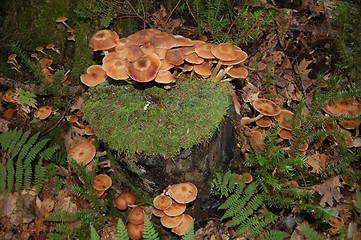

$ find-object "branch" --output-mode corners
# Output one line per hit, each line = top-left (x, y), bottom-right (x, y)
(0, 77), (84, 96)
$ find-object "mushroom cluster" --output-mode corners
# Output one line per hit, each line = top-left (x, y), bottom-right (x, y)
(152, 182), (197, 236)
(81, 28), (248, 87)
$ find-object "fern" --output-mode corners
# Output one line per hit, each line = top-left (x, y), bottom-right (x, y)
(181, 221), (195, 240)
(211, 170), (237, 197)
(0, 162), (6, 191)
(356, 190), (361, 214)
(143, 213), (160, 240)
(299, 224), (325, 240)
(46, 211), (79, 222)
(46, 232), (64, 240)
(0, 129), (59, 192)
(90, 225), (101, 240)
(50, 224), (73, 235)
(261, 230), (290, 240)
(115, 219), (129, 240)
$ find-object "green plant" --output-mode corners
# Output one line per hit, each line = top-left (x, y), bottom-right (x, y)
(0, 129), (60, 193)
(298, 224), (325, 240)
(211, 172), (288, 239)
(356, 190), (361, 215)
(13, 88), (38, 114)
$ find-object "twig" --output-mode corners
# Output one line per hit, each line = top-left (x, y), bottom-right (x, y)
(40, 110), (67, 138)
(124, 0), (153, 28)
(165, 0), (182, 25)
(0, 77), (83, 96)
(183, 0), (199, 25)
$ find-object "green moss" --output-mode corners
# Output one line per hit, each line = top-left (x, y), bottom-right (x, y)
(83, 79), (233, 157)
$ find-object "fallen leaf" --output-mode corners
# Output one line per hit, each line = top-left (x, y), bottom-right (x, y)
(297, 58), (313, 90)
(241, 80), (260, 103)
(306, 152), (329, 173)
(34, 217), (47, 235)
(70, 96), (84, 112)
(315, 176), (344, 207)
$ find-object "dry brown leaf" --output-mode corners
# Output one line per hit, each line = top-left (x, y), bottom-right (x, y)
(240, 80), (260, 103)
(297, 58), (313, 90)
(70, 96), (84, 113)
(37, 197), (55, 218)
(315, 176), (344, 207)
(34, 217), (47, 236)
(306, 152), (329, 173)
(54, 190), (78, 213)
(232, 93), (242, 116)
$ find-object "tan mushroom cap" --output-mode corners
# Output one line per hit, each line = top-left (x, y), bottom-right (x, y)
(93, 174), (112, 191)
(80, 65), (107, 87)
(55, 16), (68, 23)
(155, 70), (175, 84)
(126, 222), (143, 240)
(102, 53), (129, 80)
(161, 214), (184, 228)
(165, 49), (184, 66)
(152, 208), (166, 217)
(211, 43), (238, 61)
(171, 214), (193, 236)
(163, 200), (186, 216)
(89, 29), (119, 51)
(255, 116), (272, 127)
(195, 42), (215, 59)
(127, 28), (156, 46)
(222, 49), (248, 65)
(298, 142), (309, 152)
(252, 98), (282, 116)
(193, 61), (211, 77)
(125, 45), (145, 62)
(128, 206), (145, 225)
(242, 172), (253, 183)
(3, 90), (15, 102)
(149, 32), (177, 49)
(68, 141), (96, 165)
(127, 53), (161, 82)
(328, 216), (344, 227)
(8, 54), (17, 61)
(227, 65), (249, 79)
(322, 98), (360, 116)
(274, 109), (301, 130)
(34, 106), (52, 120)
(167, 182), (198, 204)
(174, 35), (195, 47)
(278, 128), (293, 140)
(184, 52), (204, 65)
(353, 232), (361, 240)
(153, 195), (173, 210)
(115, 191), (137, 210)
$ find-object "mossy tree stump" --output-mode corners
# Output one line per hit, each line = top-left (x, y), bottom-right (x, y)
(83, 78), (236, 222)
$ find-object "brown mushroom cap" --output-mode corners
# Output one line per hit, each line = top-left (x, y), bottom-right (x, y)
(153, 195), (173, 210)
(211, 43), (238, 61)
(154, 70), (175, 84)
(102, 53), (129, 80)
(93, 174), (112, 191)
(252, 98), (281, 116)
(328, 216), (344, 227)
(152, 208), (166, 217)
(127, 53), (161, 82)
(195, 42), (215, 59)
(227, 65), (249, 79)
(165, 49), (185, 66)
(149, 32), (177, 49)
(353, 232), (361, 240)
(274, 109), (300, 130)
(255, 116), (272, 128)
(174, 35), (195, 47)
(242, 172), (253, 183)
(161, 214), (184, 228)
(115, 191), (137, 210)
(193, 61), (211, 78)
(67, 141), (96, 165)
(278, 128), (293, 140)
(128, 206), (145, 225)
(34, 106), (52, 120)
(163, 200), (186, 216)
(89, 29), (119, 51)
(127, 28), (157, 46)
(222, 49), (248, 65)
(166, 182), (198, 204)
(55, 16), (68, 23)
(171, 214), (193, 236)
(124, 46), (145, 62)
(80, 65), (107, 87)
(184, 52), (204, 65)
(126, 222), (143, 240)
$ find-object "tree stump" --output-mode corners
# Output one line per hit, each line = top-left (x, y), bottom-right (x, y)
(83, 79), (236, 223)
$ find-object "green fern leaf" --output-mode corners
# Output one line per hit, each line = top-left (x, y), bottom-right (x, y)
(299, 224), (324, 240)
(39, 145), (60, 160)
(0, 162), (7, 191)
(218, 177), (246, 211)
(6, 129), (22, 154)
(17, 132), (39, 162)
(90, 225), (101, 240)
(115, 219), (129, 240)
(24, 138), (50, 167)
(23, 167), (32, 190)
(143, 213), (160, 240)
(7, 159), (15, 191)
(10, 130), (30, 159)
(15, 156), (24, 191)
(356, 190), (361, 214)
(261, 230), (290, 240)
(46, 211), (78, 222)
(46, 232), (64, 240)
(35, 159), (46, 193)
(181, 221), (194, 240)
(50, 223), (73, 234)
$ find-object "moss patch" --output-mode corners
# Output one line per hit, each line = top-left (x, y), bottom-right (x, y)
(83, 79), (233, 157)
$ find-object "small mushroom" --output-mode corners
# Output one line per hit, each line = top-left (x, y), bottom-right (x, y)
(46, 43), (61, 55)
(161, 214), (184, 228)
(328, 215), (344, 227)
(252, 98), (282, 117)
(56, 16), (71, 29)
(115, 191), (137, 211)
(93, 174), (112, 191)
(166, 182), (198, 204)
(35, 46), (47, 55)
(128, 206), (145, 225)
(153, 195), (173, 210)
(80, 65), (107, 87)
(89, 29), (119, 52)
(67, 141), (96, 166)
(127, 53), (161, 82)
(126, 222), (143, 240)
(34, 106), (52, 120)
(163, 200), (186, 217)
(171, 214), (193, 236)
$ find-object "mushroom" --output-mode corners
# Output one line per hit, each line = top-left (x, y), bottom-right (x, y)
(193, 60), (212, 78)
(67, 35), (76, 41)
(7, 54), (19, 66)
(89, 29), (119, 52)
(126, 28), (158, 46)
(184, 52), (204, 65)
(154, 70), (175, 84)
(153, 194), (173, 210)
(194, 42), (215, 59)
(3, 90), (15, 102)
(124, 46), (145, 62)
(128, 206), (145, 225)
(161, 214), (184, 228)
(56, 16), (71, 29)
(46, 43), (61, 55)
(166, 182), (198, 204)
(33, 106), (52, 120)
(171, 214), (193, 236)
(67, 141), (96, 166)
(210, 43), (238, 80)
(242, 172), (253, 183)
(328, 216), (344, 227)
(102, 52), (129, 80)
(252, 98), (282, 117)
(126, 222), (143, 240)
(31, 53), (39, 61)
(218, 65), (248, 82)
(164, 48), (185, 66)
(149, 31), (177, 49)
(127, 53), (161, 82)
(115, 191), (137, 211)
(274, 109), (301, 130)
(35, 46), (47, 55)
(93, 174), (112, 191)
(152, 208), (166, 218)
(80, 65), (108, 87)
(255, 116), (272, 128)
(163, 200), (186, 217)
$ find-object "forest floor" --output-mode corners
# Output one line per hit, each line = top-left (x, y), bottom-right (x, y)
(0, 0), (360, 240)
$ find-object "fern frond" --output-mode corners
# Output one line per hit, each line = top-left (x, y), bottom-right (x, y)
(39, 145), (60, 160)
(10, 130), (30, 159)
(7, 159), (15, 191)
(90, 225), (101, 240)
(298, 224), (324, 240)
(115, 219), (129, 240)
(46, 232), (64, 240)
(0, 162), (7, 191)
(35, 159), (46, 193)
(211, 171), (237, 197)
(6, 129), (23, 154)
(17, 132), (39, 162)
(23, 167), (32, 190)
(218, 177), (247, 211)
(24, 138), (50, 167)
(261, 230), (290, 240)
(143, 213), (160, 240)
(15, 156), (24, 191)
(46, 211), (78, 222)
(356, 190), (361, 214)
(181, 221), (194, 240)
(50, 223), (74, 235)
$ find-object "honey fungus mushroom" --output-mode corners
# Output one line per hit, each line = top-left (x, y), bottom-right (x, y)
(127, 53), (161, 82)
(252, 98), (282, 117)
(171, 214), (193, 236)
(80, 65), (107, 87)
(115, 191), (137, 211)
(34, 106), (52, 120)
(166, 182), (198, 204)
(93, 174), (112, 191)
(67, 141), (96, 166)
(153, 194), (173, 210)
(89, 29), (119, 52)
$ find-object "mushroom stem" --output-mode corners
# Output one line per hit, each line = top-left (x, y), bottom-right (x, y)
(240, 114), (264, 126)
(210, 60), (223, 81)
(215, 65), (233, 82)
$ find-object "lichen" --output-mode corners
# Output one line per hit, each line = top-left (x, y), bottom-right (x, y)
(82, 78), (233, 158)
